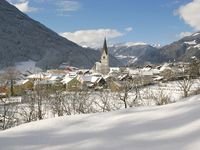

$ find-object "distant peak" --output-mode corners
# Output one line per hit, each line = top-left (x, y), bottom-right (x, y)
(125, 42), (147, 47)
(151, 43), (161, 48)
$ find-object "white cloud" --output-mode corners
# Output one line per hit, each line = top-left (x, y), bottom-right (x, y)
(177, 0), (200, 30)
(125, 27), (133, 32)
(60, 29), (123, 48)
(7, 0), (38, 13)
(178, 32), (192, 38)
(56, 0), (80, 12)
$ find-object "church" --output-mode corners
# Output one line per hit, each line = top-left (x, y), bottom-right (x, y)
(92, 38), (110, 75)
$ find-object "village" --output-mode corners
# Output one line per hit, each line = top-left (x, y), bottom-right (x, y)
(0, 39), (199, 98)
(0, 39), (200, 130)
(0, 61), (197, 96)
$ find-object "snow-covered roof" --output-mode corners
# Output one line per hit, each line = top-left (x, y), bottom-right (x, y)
(159, 63), (171, 72)
(153, 76), (164, 81)
(15, 79), (30, 85)
(61, 74), (77, 85)
(35, 80), (57, 85)
(141, 67), (152, 71)
(78, 75), (103, 84)
(27, 73), (47, 79)
(118, 74), (128, 80)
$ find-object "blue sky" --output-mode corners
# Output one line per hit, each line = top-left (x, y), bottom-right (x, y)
(7, 0), (200, 47)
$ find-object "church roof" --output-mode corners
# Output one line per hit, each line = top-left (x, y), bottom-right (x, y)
(102, 38), (108, 55)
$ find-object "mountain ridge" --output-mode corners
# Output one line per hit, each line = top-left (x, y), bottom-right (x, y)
(0, 0), (121, 70)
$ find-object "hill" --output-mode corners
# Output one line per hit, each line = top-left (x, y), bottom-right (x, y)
(0, 0), (121, 70)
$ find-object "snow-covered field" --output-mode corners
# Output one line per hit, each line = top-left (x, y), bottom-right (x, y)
(0, 95), (200, 150)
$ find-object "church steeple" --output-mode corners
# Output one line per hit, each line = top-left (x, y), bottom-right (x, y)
(92, 38), (110, 75)
(102, 38), (108, 55)
(100, 38), (110, 75)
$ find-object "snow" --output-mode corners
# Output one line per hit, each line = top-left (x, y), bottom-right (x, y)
(116, 55), (136, 59)
(15, 79), (29, 85)
(159, 63), (171, 72)
(112, 42), (147, 48)
(61, 74), (77, 84)
(125, 42), (147, 47)
(27, 73), (46, 79)
(0, 97), (22, 104)
(184, 40), (196, 45)
(192, 32), (200, 36)
(151, 43), (161, 48)
(0, 95), (200, 150)
(187, 44), (200, 50)
(194, 44), (200, 49)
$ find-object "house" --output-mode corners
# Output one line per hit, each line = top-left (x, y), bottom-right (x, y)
(107, 80), (122, 92)
(66, 77), (82, 91)
(77, 75), (107, 89)
(47, 69), (66, 75)
(61, 73), (78, 90)
(34, 79), (65, 91)
(0, 86), (8, 98)
(27, 72), (48, 81)
(14, 79), (34, 95)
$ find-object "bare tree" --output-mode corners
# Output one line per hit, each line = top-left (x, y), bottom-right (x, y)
(117, 74), (143, 108)
(0, 97), (19, 130)
(188, 57), (200, 78)
(129, 75), (143, 107)
(176, 66), (194, 98)
(118, 80), (133, 108)
(177, 76), (193, 98)
(18, 94), (37, 123)
(49, 89), (66, 117)
(67, 90), (94, 115)
(150, 89), (172, 105)
(2, 67), (20, 96)
(94, 91), (112, 112)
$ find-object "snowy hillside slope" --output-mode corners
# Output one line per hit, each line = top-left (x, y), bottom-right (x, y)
(0, 95), (200, 150)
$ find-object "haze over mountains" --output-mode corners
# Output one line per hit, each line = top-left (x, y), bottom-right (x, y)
(0, 0), (121, 70)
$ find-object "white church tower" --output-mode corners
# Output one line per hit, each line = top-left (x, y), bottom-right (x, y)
(100, 38), (110, 75)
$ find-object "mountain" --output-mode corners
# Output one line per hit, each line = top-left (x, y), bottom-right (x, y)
(0, 95), (200, 150)
(0, 0), (121, 70)
(110, 32), (200, 66)
(159, 32), (200, 62)
(109, 42), (163, 66)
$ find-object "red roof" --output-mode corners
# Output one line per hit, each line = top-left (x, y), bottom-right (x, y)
(0, 86), (8, 93)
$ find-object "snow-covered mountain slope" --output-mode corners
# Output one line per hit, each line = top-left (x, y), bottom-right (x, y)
(109, 43), (161, 66)
(0, 95), (200, 150)
(160, 31), (200, 61)
(0, 0), (121, 69)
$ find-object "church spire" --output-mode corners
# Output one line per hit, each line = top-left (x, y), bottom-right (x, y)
(103, 38), (108, 55)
